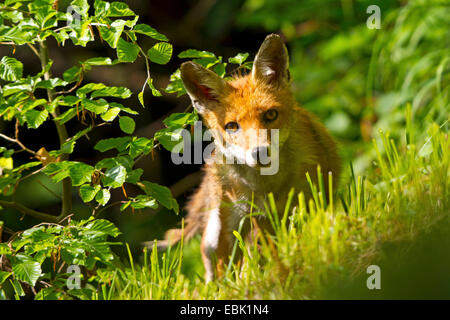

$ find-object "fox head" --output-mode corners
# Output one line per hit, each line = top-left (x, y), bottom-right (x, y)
(180, 34), (295, 170)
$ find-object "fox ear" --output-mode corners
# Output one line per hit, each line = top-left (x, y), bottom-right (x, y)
(180, 61), (228, 113)
(252, 34), (289, 86)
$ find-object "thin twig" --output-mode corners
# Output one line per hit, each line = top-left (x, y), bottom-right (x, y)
(0, 133), (37, 156)
(54, 71), (84, 95)
(53, 23), (108, 33)
(124, 30), (152, 100)
(36, 180), (62, 200)
(14, 119), (19, 140)
(0, 200), (59, 223)
(26, 43), (40, 59)
(57, 261), (66, 274)
(15, 167), (45, 185)
(57, 213), (74, 225)
(94, 200), (127, 217)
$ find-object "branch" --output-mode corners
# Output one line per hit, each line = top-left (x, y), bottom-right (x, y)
(94, 200), (127, 217)
(26, 43), (40, 59)
(0, 133), (37, 156)
(0, 200), (59, 223)
(39, 41), (72, 218)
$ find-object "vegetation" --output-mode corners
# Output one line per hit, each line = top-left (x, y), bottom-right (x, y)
(0, 0), (449, 299)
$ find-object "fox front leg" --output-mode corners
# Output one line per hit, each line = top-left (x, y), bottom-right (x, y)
(201, 208), (221, 282)
(200, 207), (233, 282)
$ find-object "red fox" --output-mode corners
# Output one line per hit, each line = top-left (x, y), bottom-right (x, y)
(162, 34), (340, 282)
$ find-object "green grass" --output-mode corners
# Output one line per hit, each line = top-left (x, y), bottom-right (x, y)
(85, 114), (449, 300)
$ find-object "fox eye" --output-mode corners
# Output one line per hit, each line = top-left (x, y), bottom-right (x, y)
(225, 121), (240, 133)
(263, 109), (278, 122)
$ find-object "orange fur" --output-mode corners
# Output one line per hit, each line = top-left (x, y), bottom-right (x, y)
(166, 34), (341, 282)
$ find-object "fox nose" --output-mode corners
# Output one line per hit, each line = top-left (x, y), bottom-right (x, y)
(251, 146), (270, 164)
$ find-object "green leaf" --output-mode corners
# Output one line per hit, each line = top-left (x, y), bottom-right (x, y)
(0, 56), (23, 81)
(120, 195), (158, 211)
(0, 157), (13, 170)
(77, 83), (107, 97)
(129, 137), (153, 158)
(0, 9), (24, 24)
(91, 86), (132, 99)
(147, 78), (162, 97)
(44, 161), (70, 177)
(12, 161), (41, 173)
(163, 112), (198, 128)
(12, 255), (41, 286)
(83, 57), (113, 66)
(102, 165), (127, 188)
(68, 162), (94, 186)
(138, 91), (145, 107)
(119, 116), (135, 134)
(55, 126), (92, 156)
(126, 168), (143, 184)
(93, 0), (110, 17)
(193, 57), (221, 68)
(109, 102), (138, 115)
(148, 42), (173, 65)
(22, 225), (57, 241)
(0, 148), (14, 158)
(133, 24), (168, 41)
(0, 243), (11, 255)
(0, 271), (12, 285)
(165, 69), (186, 96)
(95, 188), (111, 206)
(154, 127), (185, 152)
(35, 78), (68, 89)
(130, 195), (158, 210)
(214, 63), (226, 77)
(45, 162), (94, 186)
(178, 49), (216, 59)
(11, 279), (25, 297)
(55, 108), (77, 125)
(99, 19), (127, 49)
(63, 66), (82, 83)
(120, 201), (131, 211)
(69, 19), (95, 46)
(58, 96), (81, 106)
(79, 184), (101, 202)
(2, 82), (32, 96)
(25, 109), (49, 129)
(94, 137), (132, 152)
(82, 98), (109, 114)
(241, 61), (253, 70)
(85, 219), (121, 237)
(139, 181), (178, 213)
(228, 52), (249, 65)
(70, 0), (90, 17)
(95, 155), (133, 171)
(35, 287), (61, 300)
(108, 1), (135, 17)
(116, 38), (139, 62)
(0, 24), (39, 45)
(101, 107), (121, 122)
(51, 28), (70, 45)
(22, 98), (47, 113)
